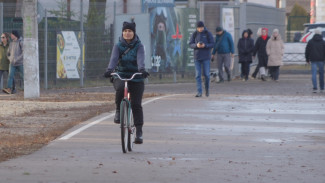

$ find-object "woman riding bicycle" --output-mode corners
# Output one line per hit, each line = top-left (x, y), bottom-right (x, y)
(104, 21), (149, 144)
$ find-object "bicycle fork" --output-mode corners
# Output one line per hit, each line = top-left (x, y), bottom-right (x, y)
(124, 81), (134, 134)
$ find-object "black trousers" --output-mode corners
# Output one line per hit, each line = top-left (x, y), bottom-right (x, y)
(113, 79), (144, 127)
(268, 66), (280, 81)
(252, 56), (268, 78)
(241, 62), (250, 79)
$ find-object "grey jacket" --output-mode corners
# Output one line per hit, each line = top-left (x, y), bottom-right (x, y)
(7, 38), (23, 66)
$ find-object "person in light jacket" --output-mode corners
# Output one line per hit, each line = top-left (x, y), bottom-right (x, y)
(3, 30), (23, 94)
(0, 32), (15, 92)
(266, 29), (284, 82)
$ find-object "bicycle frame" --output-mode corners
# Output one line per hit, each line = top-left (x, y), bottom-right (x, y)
(111, 72), (142, 153)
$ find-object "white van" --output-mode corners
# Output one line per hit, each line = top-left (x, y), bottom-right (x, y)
(300, 26), (325, 43)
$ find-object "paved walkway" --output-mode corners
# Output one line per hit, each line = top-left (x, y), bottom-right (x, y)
(0, 87), (324, 182)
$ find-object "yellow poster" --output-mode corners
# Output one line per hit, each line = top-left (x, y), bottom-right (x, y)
(56, 31), (84, 79)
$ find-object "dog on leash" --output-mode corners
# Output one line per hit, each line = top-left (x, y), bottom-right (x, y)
(201, 70), (219, 83)
(210, 70), (219, 82)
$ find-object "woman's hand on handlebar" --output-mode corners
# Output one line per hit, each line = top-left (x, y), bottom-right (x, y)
(140, 69), (150, 78)
(104, 70), (113, 78)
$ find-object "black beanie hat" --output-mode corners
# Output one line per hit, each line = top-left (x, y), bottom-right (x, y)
(216, 26), (223, 32)
(122, 21), (136, 33)
(197, 21), (204, 28)
(11, 30), (20, 38)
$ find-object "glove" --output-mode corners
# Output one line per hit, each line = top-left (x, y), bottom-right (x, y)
(104, 70), (113, 78)
(211, 55), (214, 62)
(140, 69), (150, 78)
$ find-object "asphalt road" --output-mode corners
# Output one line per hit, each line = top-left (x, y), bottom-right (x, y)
(0, 74), (325, 183)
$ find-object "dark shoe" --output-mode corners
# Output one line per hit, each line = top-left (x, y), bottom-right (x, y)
(135, 127), (143, 144)
(217, 80), (224, 84)
(313, 88), (317, 93)
(114, 111), (120, 124)
(2, 88), (11, 94)
(227, 75), (231, 82)
(261, 75), (267, 81)
(195, 93), (202, 97)
(11, 89), (17, 94)
(205, 90), (209, 97)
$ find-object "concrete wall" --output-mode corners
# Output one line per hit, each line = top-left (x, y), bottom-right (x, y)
(316, 0), (325, 22)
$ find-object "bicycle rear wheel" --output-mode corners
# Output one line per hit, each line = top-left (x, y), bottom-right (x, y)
(127, 109), (136, 151)
(120, 100), (128, 153)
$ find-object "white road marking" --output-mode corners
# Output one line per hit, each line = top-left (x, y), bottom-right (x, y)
(58, 95), (175, 140)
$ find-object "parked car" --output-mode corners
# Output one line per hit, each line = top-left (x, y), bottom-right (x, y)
(300, 28), (325, 43)
(303, 22), (325, 33)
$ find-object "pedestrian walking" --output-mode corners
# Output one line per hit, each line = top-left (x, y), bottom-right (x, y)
(305, 27), (325, 93)
(189, 21), (214, 97)
(251, 28), (262, 79)
(266, 29), (284, 82)
(3, 30), (23, 94)
(242, 28), (255, 79)
(211, 26), (235, 83)
(104, 21), (149, 144)
(252, 28), (269, 81)
(0, 32), (15, 91)
(237, 30), (254, 81)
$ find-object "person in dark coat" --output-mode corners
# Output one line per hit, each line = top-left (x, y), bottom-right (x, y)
(237, 30), (254, 81)
(252, 28), (270, 81)
(305, 28), (325, 93)
(189, 21), (215, 97)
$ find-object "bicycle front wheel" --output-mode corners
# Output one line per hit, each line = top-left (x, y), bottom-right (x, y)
(127, 109), (135, 151)
(120, 100), (128, 153)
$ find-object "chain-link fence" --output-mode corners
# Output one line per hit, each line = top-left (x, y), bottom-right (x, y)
(0, 1), (286, 90)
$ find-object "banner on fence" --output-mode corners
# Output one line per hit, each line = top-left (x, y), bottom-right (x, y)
(150, 7), (198, 72)
(56, 31), (84, 79)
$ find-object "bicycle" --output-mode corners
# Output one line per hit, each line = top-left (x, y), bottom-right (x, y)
(111, 72), (142, 153)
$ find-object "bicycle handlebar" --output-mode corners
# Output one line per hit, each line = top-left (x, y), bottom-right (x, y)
(111, 72), (142, 81)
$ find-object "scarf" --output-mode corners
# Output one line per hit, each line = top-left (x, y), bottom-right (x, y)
(262, 35), (267, 40)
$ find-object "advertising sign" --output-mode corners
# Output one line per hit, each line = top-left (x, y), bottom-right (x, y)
(222, 8), (235, 40)
(56, 31), (84, 79)
(150, 7), (198, 72)
(142, 0), (175, 12)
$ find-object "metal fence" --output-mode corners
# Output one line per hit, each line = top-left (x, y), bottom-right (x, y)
(0, 1), (286, 90)
(286, 15), (309, 42)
